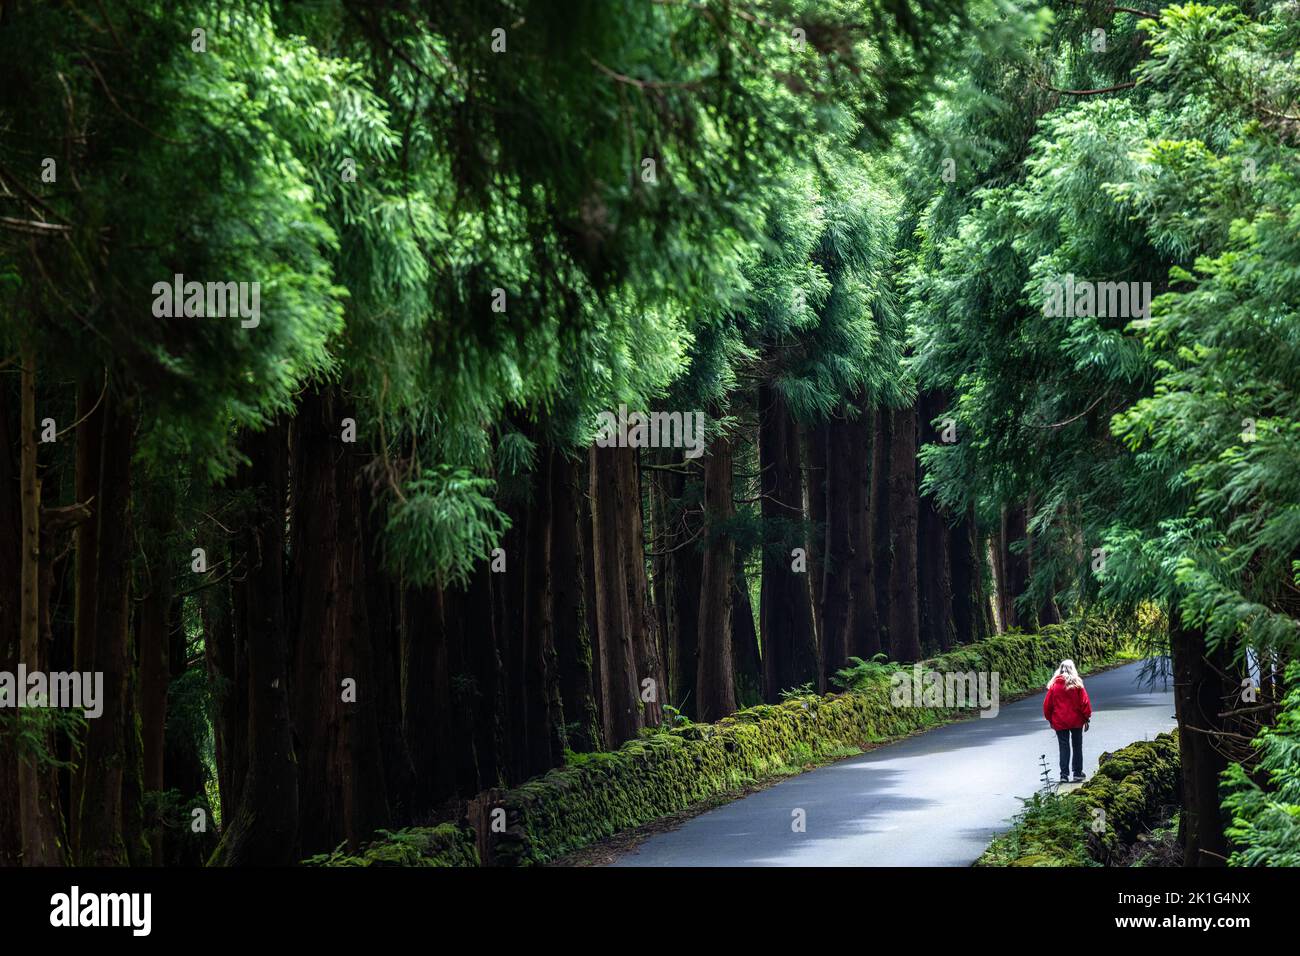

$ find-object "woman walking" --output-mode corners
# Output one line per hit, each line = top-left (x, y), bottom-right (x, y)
(1043, 660), (1092, 782)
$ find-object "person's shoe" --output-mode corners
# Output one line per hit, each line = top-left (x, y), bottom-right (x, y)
(1059, 772), (1069, 782)
(1073, 772), (1086, 782)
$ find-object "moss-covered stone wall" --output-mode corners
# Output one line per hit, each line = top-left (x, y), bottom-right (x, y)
(976, 731), (1180, 866)
(313, 616), (1127, 867)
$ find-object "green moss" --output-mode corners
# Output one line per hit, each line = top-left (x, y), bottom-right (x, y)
(305, 823), (479, 867)
(977, 731), (1180, 867)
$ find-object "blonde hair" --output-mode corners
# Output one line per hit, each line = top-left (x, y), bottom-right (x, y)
(1048, 659), (1084, 691)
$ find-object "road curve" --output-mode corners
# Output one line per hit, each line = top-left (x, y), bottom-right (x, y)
(611, 659), (1175, 867)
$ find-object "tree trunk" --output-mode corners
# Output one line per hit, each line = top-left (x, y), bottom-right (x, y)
(493, 495), (527, 782)
(581, 454), (607, 745)
(1026, 495), (1061, 627)
(652, 451), (703, 716)
(695, 431), (736, 721)
(731, 572), (761, 704)
(820, 413), (855, 681)
(1000, 503), (1030, 631)
(203, 554), (244, 831)
(759, 384), (820, 699)
(402, 585), (458, 811)
(17, 348), (62, 865)
(77, 385), (134, 866)
(287, 387), (347, 853)
(871, 407), (893, 643)
(1170, 609), (1232, 866)
(70, 372), (104, 858)
(121, 648), (149, 866)
(885, 404), (921, 662)
(137, 574), (170, 866)
(589, 446), (642, 743)
(522, 445), (565, 776)
(163, 596), (216, 865)
(618, 447), (665, 727)
(917, 392), (956, 655)
(0, 373), (23, 864)
(334, 443), (396, 843)
(950, 507), (990, 645)
(807, 422), (828, 645)
(551, 452), (600, 752)
(355, 479), (416, 829)
(848, 403), (880, 660)
(209, 419), (299, 866)
(288, 388), (394, 853)
(444, 573), (498, 792)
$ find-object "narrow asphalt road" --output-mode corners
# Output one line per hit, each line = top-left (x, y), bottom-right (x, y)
(612, 659), (1175, 866)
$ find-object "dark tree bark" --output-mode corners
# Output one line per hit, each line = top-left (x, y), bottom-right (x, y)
(731, 572), (761, 704)
(650, 450), (703, 715)
(522, 445), (565, 777)
(121, 650), (149, 867)
(917, 392), (956, 655)
(807, 421), (828, 645)
(163, 596), (217, 866)
(493, 492), (527, 783)
(0, 376), (23, 865)
(78, 385), (135, 866)
(885, 404), (922, 662)
(820, 413), (856, 681)
(849, 404), (881, 659)
(402, 585), (458, 811)
(137, 573), (170, 866)
(42, 505), (80, 856)
(950, 507), (991, 645)
(1026, 495), (1061, 627)
(440, 575), (495, 793)
(288, 387), (351, 853)
(671, 504), (704, 716)
(286, 388), (401, 853)
(989, 526), (1007, 634)
(441, 546), (501, 790)
(759, 384), (820, 699)
(618, 447), (665, 728)
(70, 373), (104, 858)
(871, 407), (893, 639)
(1000, 503), (1030, 631)
(18, 348), (45, 864)
(203, 556), (244, 832)
(1170, 609), (1233, 867)
(334, 444), (397, 844)
(209, 419), (300, 866)
(695, 431), (736, 722)
(580, 455), (607, 744)
(589, 446), (643, 743)
(356, 479), (416, 827)
(551, 452), (601, 753)
(16, 351), (64, 865)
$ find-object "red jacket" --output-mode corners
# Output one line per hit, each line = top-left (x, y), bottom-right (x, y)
(1043, 675), (1092, 731)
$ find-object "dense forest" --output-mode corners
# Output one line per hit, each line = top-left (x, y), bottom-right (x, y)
(0, 0), (1297, 871)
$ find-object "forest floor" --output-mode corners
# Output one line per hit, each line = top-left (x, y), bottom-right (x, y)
(558, 658), (1173, 867)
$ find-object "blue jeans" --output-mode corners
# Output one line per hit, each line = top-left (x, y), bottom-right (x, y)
(1056, 727), (1083, 777)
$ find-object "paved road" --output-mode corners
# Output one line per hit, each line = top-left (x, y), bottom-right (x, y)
(612, 659), (1175, 867)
